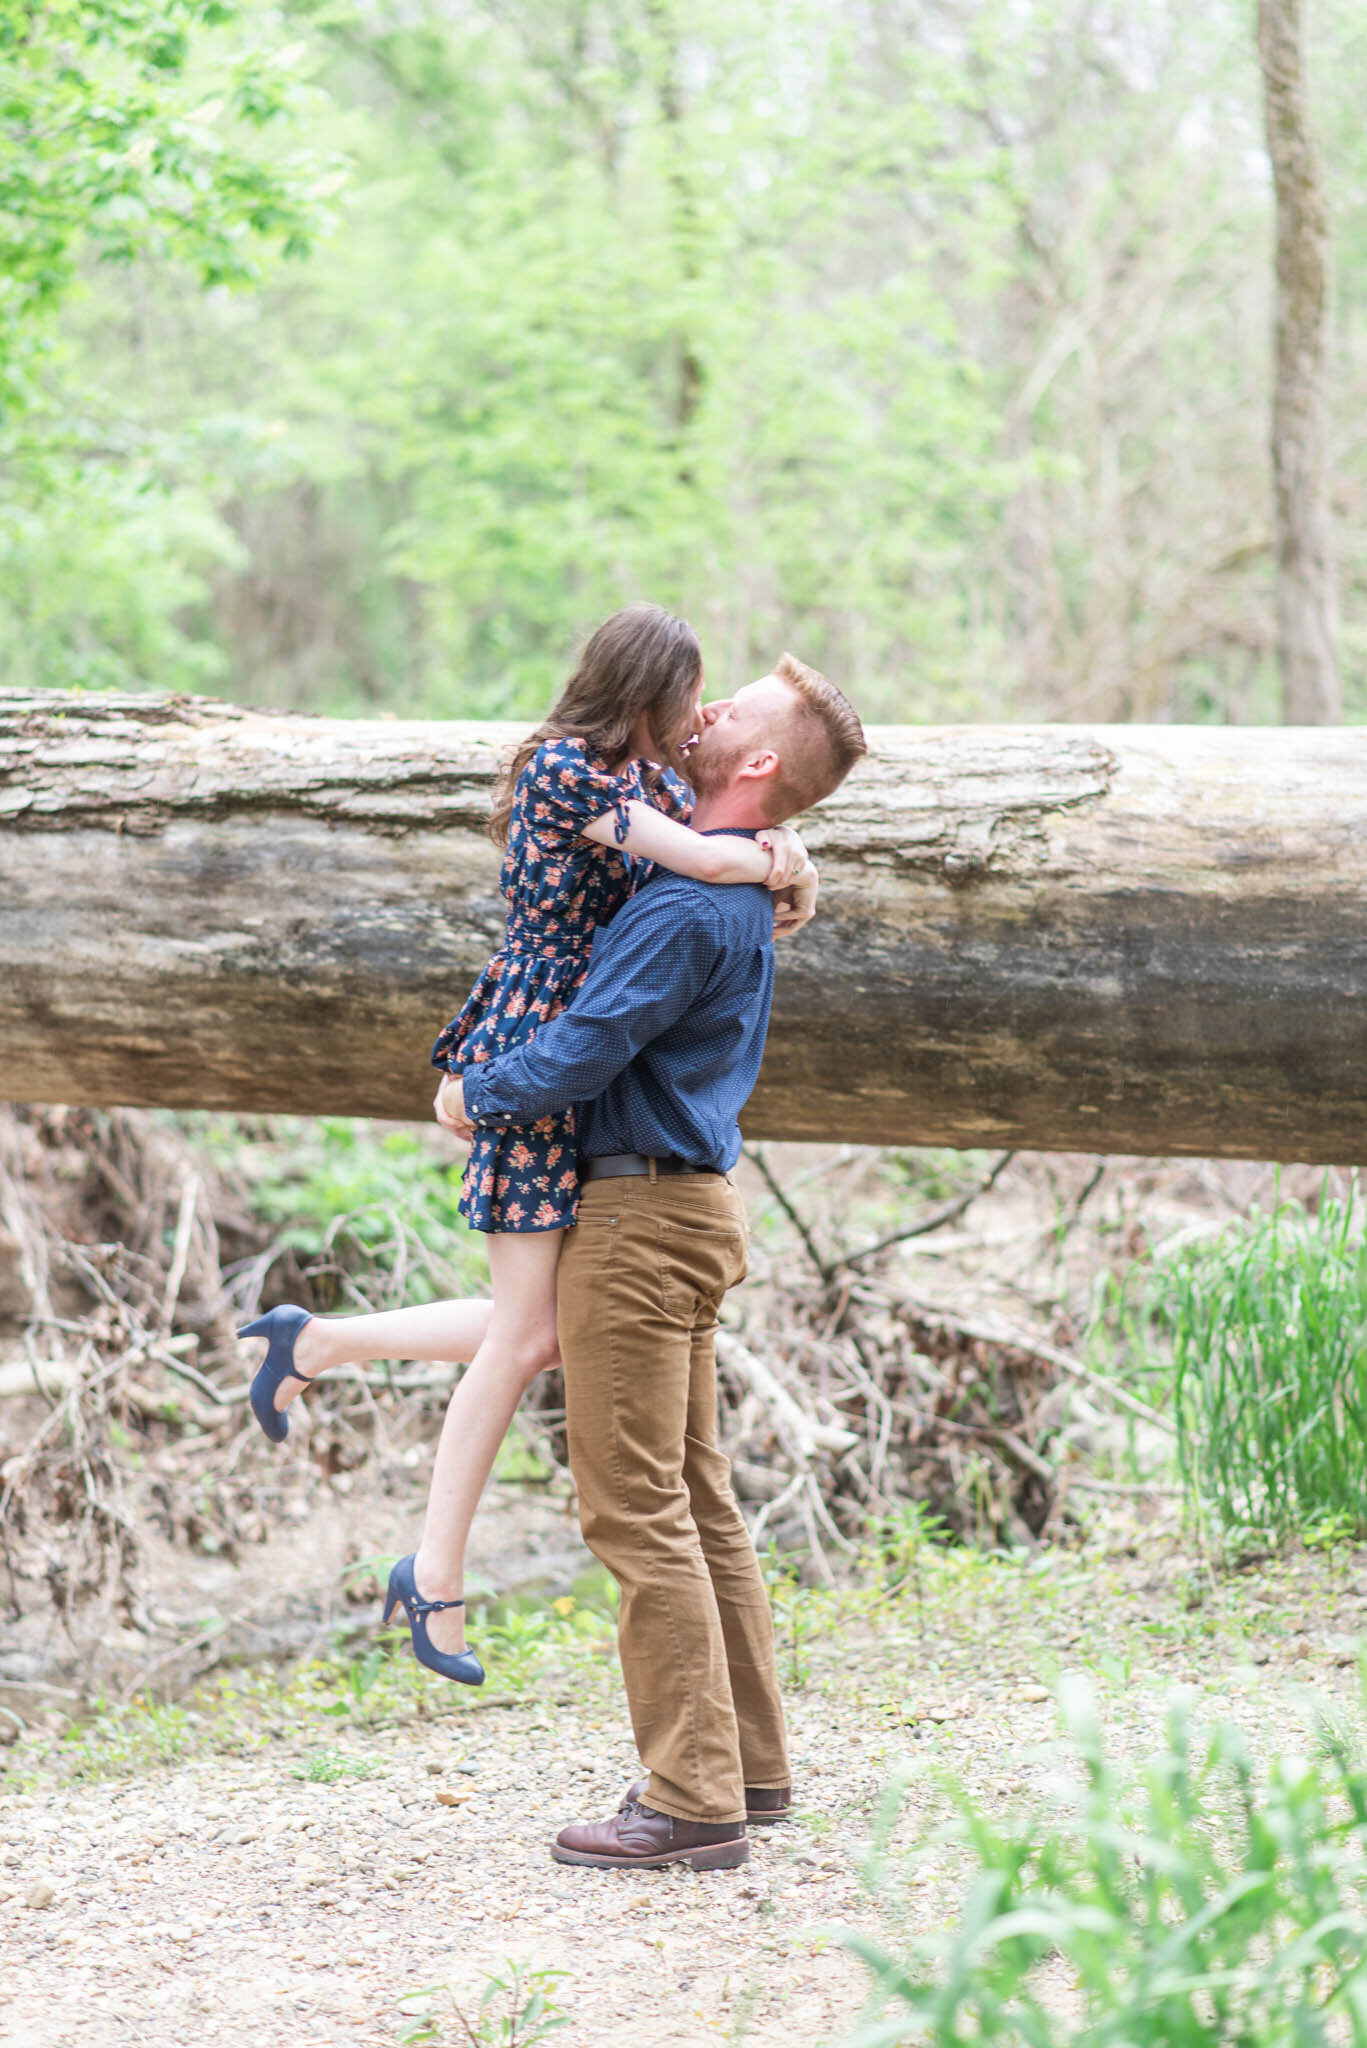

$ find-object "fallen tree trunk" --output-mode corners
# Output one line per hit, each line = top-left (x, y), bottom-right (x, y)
(1, 689), (1364, 1161)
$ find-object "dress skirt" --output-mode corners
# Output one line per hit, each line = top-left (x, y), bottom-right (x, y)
(431, 940), (591, 1233)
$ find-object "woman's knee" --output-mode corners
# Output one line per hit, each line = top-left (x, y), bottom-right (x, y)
(509, 1328), (561, 1388)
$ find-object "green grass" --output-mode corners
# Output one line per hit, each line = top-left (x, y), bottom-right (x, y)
(845, 1676), (1367, 2047)
(2, 1521), (1335, 1797)
(1, 1590), (625, 1790)
(1153, 1179), (1367, 1542)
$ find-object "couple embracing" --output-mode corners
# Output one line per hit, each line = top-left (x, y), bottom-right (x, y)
(239, 604), (866, 1870)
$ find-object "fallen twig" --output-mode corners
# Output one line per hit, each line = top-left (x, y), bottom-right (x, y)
(157, 1169), (201, 1338)
(835, 1152), (1016, 1271)
(715, 1331), (858, 1458)
(902, 1303), (1175, 1437)
(742, 1144), (831, 1281)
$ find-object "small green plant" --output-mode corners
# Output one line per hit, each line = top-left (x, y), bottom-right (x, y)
(763, 1546), (821, 1689)
(290, 1747), (381, 1783)
(492, 1433), (554, 1485)
(347, 1645), (388, 1705)
(1155, 1178), (1367, 1539)
(397, 1961), (570, 2047)
(864, 1502), (951, 1624)
(843, 1676), (1367, 2047)
(478, 1608), (554, 1693)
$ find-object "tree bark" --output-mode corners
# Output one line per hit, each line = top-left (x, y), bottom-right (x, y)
(1258, 0), (1341, 722)
(2, 689), (1366, 1163)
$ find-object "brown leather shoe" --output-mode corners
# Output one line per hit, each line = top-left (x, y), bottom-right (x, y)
(626, 1775), (792, 1826)
(552, 1799), (748, 1871)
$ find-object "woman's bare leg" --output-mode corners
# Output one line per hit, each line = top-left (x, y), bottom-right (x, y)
(411, 1230), (564, 1655)
(267, 1298), (495, 1415)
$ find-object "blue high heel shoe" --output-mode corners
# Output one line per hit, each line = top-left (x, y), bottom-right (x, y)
(237, 1304), (316, 1444)
(382, 1554), (485, 1687)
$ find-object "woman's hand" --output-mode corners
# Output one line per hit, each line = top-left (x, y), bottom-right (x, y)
(757, 824), (808, 891)
(433, 1072), (475, 1141)
(772, 860), (819, 937)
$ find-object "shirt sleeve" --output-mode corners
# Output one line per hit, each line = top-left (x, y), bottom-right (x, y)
(532, 737), (636, 848)
(462, 883), (722, 1127)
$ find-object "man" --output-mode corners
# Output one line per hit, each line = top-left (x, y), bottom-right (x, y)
(438, 654), (867, 1870)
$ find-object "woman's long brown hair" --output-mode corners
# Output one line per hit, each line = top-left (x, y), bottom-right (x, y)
(488, 603), (702, 847)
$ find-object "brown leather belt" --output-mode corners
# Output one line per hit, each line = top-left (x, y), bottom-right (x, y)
(581, 1152), (719, 1181)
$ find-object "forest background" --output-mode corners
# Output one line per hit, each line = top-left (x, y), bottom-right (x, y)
(8, 0), (1367, 730)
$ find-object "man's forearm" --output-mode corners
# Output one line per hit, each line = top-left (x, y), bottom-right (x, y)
(460, 878), (718, 1130)
(461, 1007), (634, 1128)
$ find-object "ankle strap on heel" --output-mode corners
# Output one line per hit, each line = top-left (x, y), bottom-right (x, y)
(408, 1593), (464, 1618)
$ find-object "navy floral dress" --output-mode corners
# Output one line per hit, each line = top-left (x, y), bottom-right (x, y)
(431, 737), (690, 1233)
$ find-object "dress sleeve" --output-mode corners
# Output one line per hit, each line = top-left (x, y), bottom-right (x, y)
(530, 738), (635, 847)
(644, 764), (694, 825)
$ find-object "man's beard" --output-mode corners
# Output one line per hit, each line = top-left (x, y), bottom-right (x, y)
(684, 729), (750, 797)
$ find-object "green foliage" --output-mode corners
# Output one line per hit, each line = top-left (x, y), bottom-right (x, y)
(200, 0), (1018, 717)
(0, 0), (314, 340)
(763, 1546), (815, 1690)
(1156, 1180), (1367, 1540)
(844, 1677), (1367, 2047)
(207, 1114), (487, 1306)
(10, 1592), (622, 1788)
(44, 1691), (198, 1778)
(474, 1608), (556, 1695)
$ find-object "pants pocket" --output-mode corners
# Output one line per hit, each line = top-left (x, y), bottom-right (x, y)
(657, 1219), (747, 1322)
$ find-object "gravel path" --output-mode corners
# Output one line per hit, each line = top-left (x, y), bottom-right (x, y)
(0, 1696), (871, 2048)
(2, 1522), (1362, 2048)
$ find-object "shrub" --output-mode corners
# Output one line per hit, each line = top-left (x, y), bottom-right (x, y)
(1156, 1180), (1367, 1539)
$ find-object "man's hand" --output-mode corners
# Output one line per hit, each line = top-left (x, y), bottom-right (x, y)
(772, 860), (819, 937)
(433, 1072), (475, 1140)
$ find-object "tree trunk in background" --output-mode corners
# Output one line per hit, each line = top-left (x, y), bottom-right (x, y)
(4, 690), (1367, 1163)
(1258, 0), (1340, 723)
(644, 0), (705, 442)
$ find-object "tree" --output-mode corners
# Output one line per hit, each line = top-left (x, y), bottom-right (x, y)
(1258, 0), (1341, 721)
(0, 1), (326, 689)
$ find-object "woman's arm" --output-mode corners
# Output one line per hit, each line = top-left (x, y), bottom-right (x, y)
(582, 800), (806, 888)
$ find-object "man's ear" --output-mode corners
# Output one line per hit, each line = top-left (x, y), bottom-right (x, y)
(738, 747), (779, 786)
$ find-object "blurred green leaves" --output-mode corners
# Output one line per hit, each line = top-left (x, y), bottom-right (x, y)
(0, 0), (332, 689)
(0, 2), (314, 342)
(8, 0), (1367, 720)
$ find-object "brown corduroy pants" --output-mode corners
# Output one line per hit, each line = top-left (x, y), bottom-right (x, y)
(557, 1170), (790, 1825)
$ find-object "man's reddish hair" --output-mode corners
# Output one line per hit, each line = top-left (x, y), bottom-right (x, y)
(764, 653), (867, 820)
